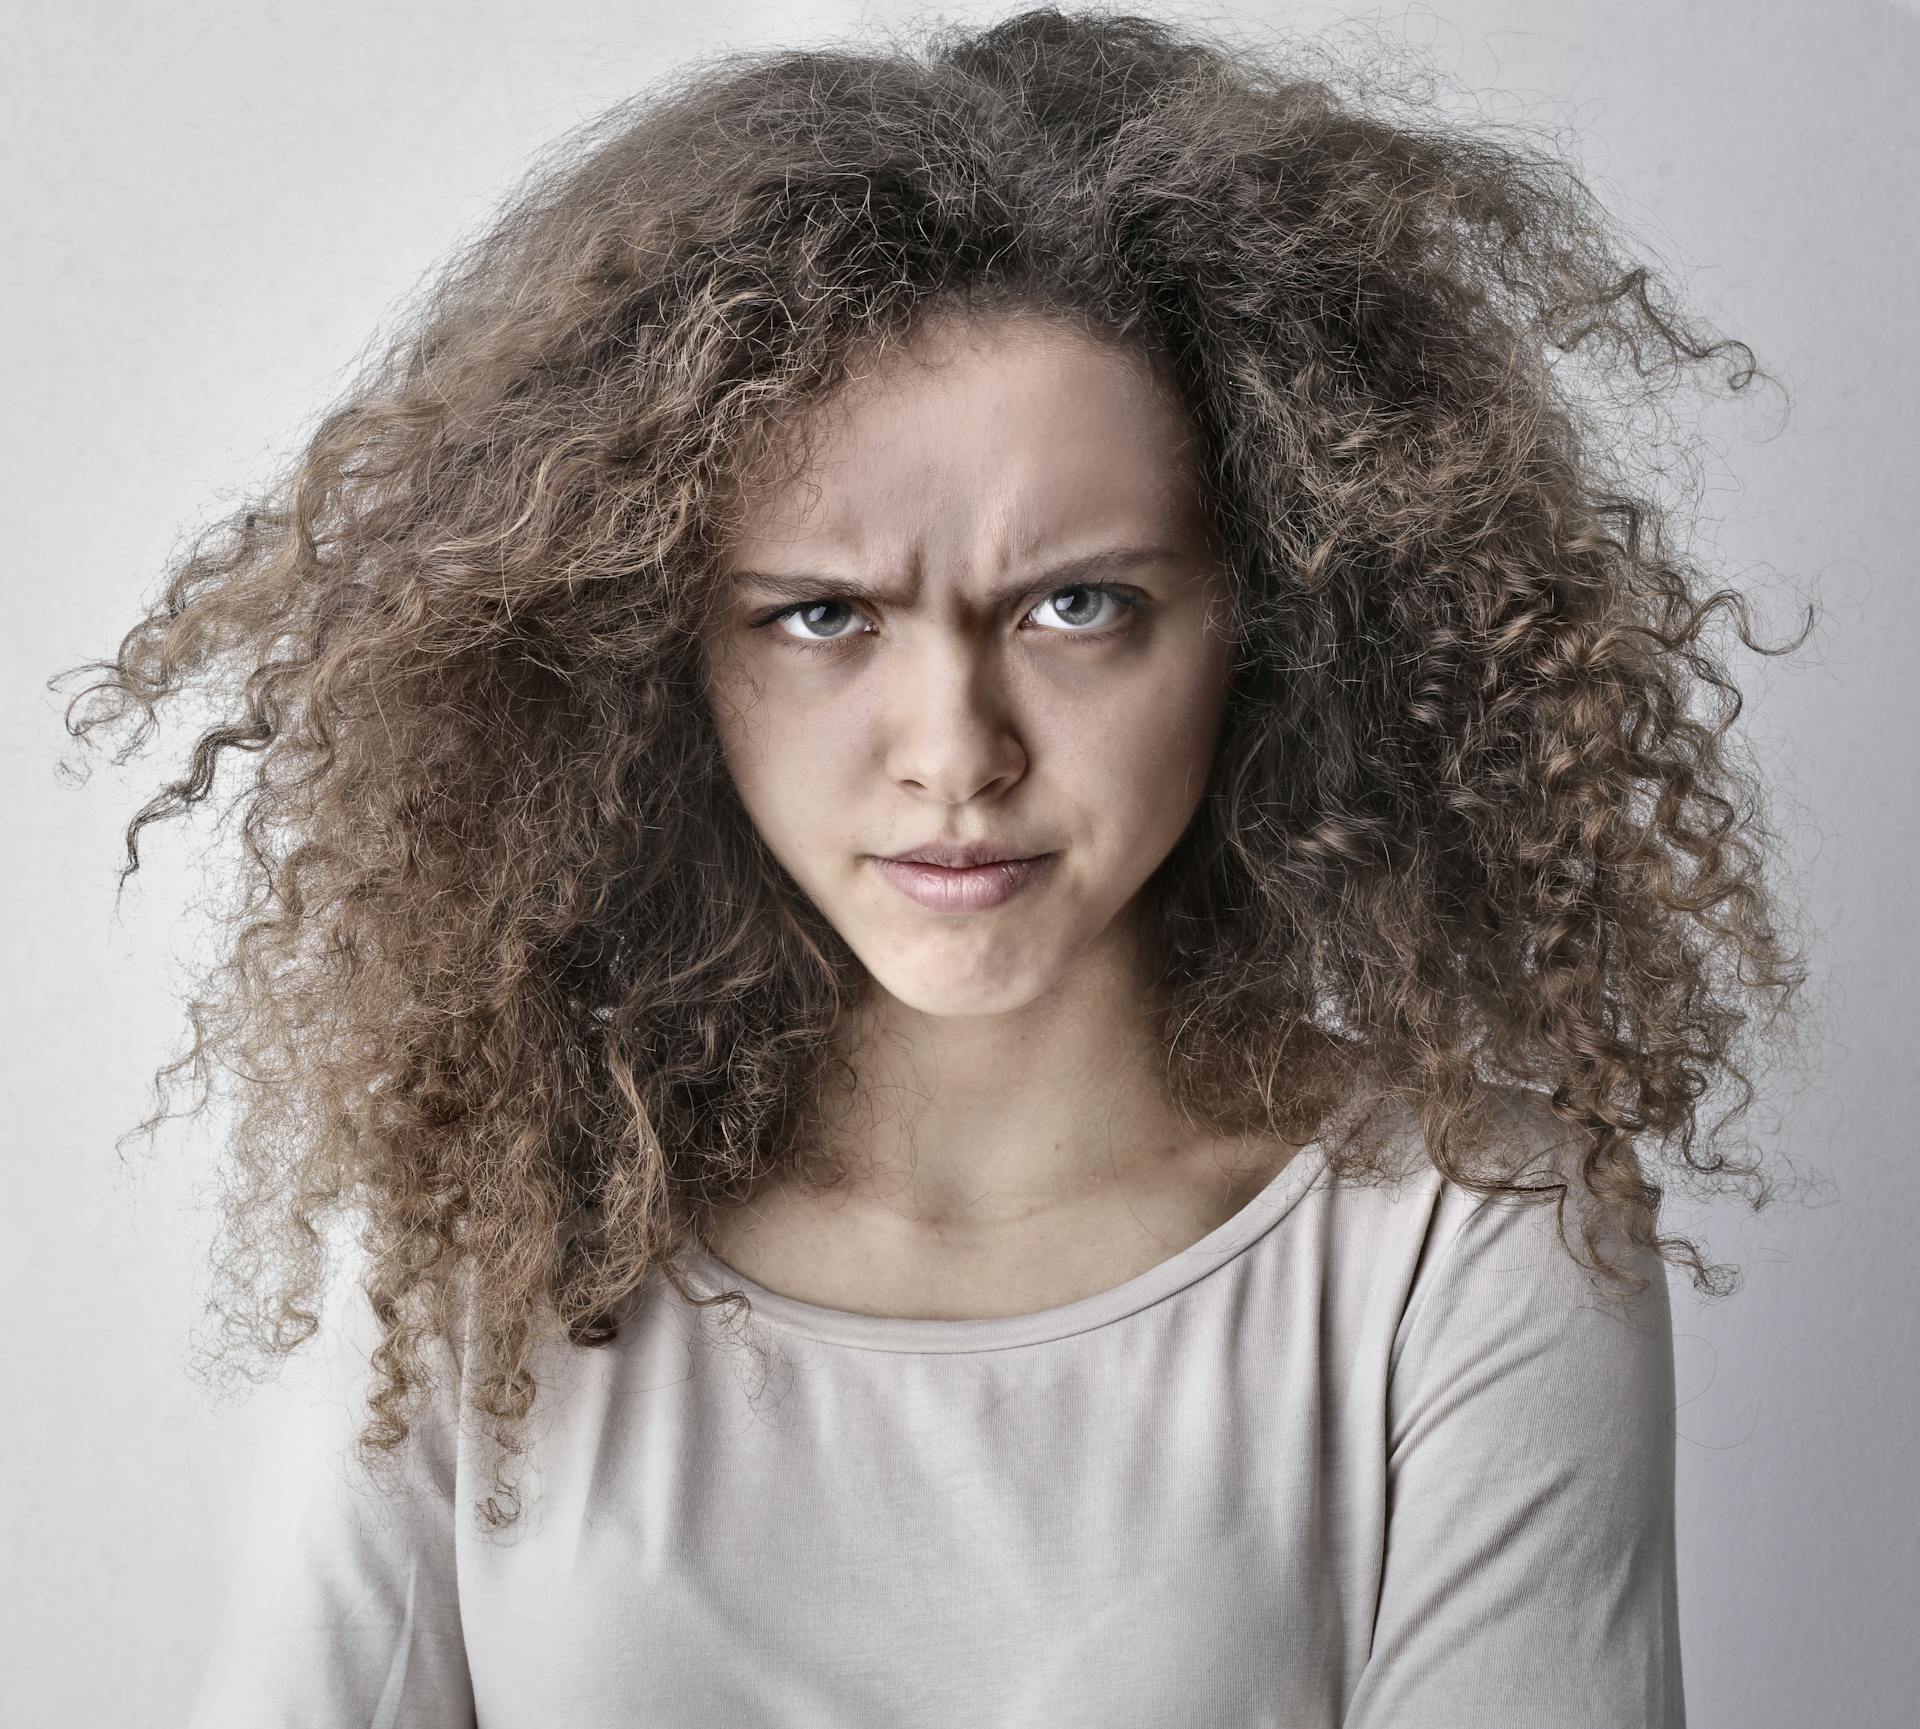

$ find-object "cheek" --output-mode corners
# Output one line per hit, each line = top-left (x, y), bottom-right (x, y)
(699, 657), (782, 815)
(1165, 628), (1233, 770)
(1084, 652), (1229, 798)
(710, 675), (863, 843)
(702, 647), (785, 775)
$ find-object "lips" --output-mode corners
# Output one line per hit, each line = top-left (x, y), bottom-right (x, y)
(871, 852), (1056, 913)
(882, 840), (1044, 869)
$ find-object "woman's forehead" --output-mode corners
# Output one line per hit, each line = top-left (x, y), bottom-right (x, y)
(724, 323), (1207, 558)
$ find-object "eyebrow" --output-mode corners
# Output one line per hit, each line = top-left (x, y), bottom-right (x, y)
(726, 544), (1186, 606)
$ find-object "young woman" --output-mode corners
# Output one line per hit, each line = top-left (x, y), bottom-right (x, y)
(59, 9), (1813, 1726)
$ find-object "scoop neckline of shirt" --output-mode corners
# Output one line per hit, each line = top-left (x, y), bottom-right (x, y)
(676, 1133), (1334, 1354)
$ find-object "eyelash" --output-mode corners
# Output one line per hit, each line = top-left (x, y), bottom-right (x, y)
(748, 584), (1146, 656)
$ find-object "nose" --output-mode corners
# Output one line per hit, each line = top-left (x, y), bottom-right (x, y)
(883, 638), (1028, 805)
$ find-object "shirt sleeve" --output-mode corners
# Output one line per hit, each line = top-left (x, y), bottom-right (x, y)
(187, 1279), (477, 1729)
(1342, 1158), (1687, 1729)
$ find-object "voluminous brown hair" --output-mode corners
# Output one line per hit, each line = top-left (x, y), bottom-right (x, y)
(55, 7), (1820, 1529)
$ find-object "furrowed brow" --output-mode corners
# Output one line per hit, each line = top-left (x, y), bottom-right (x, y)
(728, 544), (1183, 606)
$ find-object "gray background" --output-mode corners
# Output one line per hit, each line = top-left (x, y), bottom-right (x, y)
(4, 1), (1911, 1723)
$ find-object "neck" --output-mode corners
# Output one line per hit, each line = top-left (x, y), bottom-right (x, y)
(809, 915), (1198, 1230)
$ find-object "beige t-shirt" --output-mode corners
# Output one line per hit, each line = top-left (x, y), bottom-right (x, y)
(189, 1087), (1685, 1727)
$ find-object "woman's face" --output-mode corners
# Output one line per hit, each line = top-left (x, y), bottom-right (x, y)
(700, 311), (1234, 1020)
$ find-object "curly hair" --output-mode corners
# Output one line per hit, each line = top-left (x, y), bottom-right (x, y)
(54, 7), (1819, 1530)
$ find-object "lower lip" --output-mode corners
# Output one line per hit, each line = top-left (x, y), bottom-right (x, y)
(871, 854), (1056, 912)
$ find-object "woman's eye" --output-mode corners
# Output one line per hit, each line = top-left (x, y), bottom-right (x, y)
(1030, 585), (1131, 632)
(770, 600), (864, 643)
(754, 584), (1142, 651)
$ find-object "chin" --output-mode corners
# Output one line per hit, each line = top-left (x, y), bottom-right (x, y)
(894, 982), (1042, 1020)
(859, 943), (1058, 1020)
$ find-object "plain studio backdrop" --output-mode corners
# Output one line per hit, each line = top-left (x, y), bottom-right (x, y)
(3, 1), (1911, 1724)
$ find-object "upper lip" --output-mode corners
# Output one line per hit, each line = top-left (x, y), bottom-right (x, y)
(880, 839), (1047, 868)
